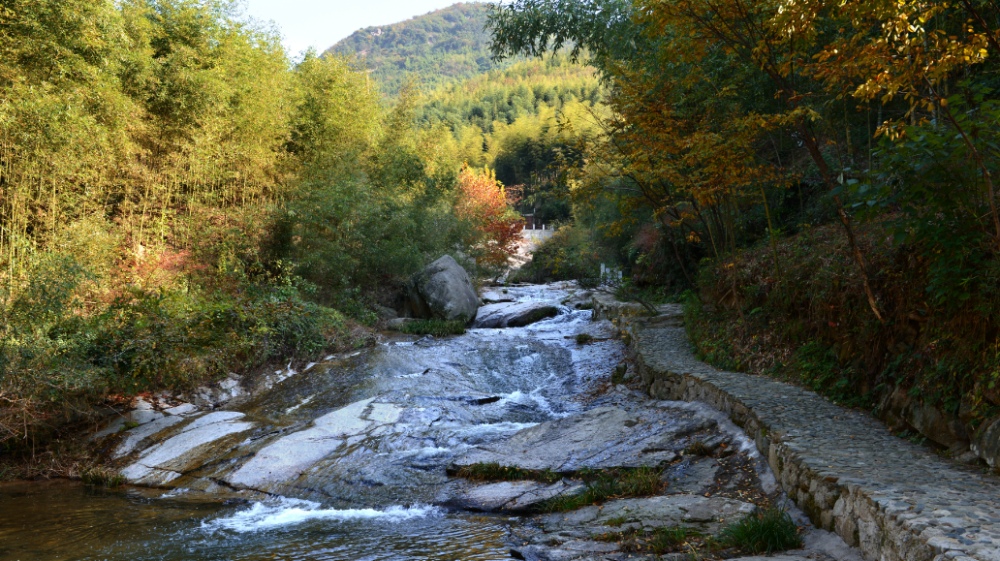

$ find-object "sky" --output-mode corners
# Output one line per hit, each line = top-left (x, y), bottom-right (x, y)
(243, 0), (488, 57)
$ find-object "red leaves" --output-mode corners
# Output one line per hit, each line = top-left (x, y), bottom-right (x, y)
(455, 165), (523, 267)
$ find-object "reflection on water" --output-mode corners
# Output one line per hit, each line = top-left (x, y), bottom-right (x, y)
(0, 481), (513, 561)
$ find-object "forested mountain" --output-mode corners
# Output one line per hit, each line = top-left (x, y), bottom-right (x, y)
(415, 55), (607, 223)
(415, 55), (603, 134)
(328, 2), (512, 95)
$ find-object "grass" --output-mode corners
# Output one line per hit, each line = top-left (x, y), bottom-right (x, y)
(593, 525), (698, 555)
(718, 503), (802, 554)
(611, 363), (627, 384)
(604, 515), (628, 527)
(575, 333), (594, 344)
(118, 421), (140, 432)
(452, 462), (561, 484)
(80, 467), (126, 488)
(452, 464), (663, 512)
(541, 467), (662, 512)
(400, 319), (467, 337)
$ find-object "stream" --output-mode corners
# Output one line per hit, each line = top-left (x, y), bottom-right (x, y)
(0, 283), (628, 561)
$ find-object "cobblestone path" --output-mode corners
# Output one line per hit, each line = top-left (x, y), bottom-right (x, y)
(609, 301), (1000, 561)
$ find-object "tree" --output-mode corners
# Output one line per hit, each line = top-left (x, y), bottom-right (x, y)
(456, 165), (522, 268)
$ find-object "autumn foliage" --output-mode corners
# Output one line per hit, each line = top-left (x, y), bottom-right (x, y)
(456, 165), (523, 267)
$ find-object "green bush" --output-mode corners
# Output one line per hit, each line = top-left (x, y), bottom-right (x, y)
(512, 225), (613, 283)
(542, 467), (662, 511)
(0, 256), (352, 446)
(400, 319), (467, 337)
(719, 504), (802, 554)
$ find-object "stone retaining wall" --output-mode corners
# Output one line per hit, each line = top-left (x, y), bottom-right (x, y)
(595, 297), (1000, 561)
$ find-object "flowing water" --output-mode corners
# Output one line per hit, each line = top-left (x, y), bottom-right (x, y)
(0, 283), (625, 561)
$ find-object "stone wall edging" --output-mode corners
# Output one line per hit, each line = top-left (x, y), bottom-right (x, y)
(601, 305), (966, 561)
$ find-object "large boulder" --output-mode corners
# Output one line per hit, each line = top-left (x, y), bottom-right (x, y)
(472, 301), (559, 328)
(404, 255), (479, 324)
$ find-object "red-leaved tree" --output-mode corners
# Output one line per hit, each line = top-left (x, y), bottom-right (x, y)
(456, 165), (522, 268)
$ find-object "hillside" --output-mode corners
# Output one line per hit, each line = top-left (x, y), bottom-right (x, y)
(328, 2), (516, 95)
(415, 54), (603, 134)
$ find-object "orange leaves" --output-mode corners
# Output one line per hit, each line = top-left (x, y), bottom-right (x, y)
(455, 165), (523, 267)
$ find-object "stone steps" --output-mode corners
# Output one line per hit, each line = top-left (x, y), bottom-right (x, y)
(606, 302), (1000, 561)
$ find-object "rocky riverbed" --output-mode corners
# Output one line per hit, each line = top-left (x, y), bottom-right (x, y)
(3, 282), (863, 561)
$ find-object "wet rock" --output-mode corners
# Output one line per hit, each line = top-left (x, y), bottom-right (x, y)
(447, 479), (584, 513)
(560, 290), (593, 310)
(375, 305), (398, 321)
(114, 415), (186, 457)
(881, 387), (969, 448)
(512, 540), (621, 561)
(972, 416), (1000, 468)
(224, 398), (411, 491)
(538, 494), (755, 535)
(226, 397), (377, 489)
(453, 406), (716, 472)
(661, 457), (720, 495)
(163, 403), (199, 416)
(480, 289), (515, 304)
(404, 255), (479, 324)
(121, 412), (255, 484)
(473, 301), (560, 328)
(178, 373), (247, 408)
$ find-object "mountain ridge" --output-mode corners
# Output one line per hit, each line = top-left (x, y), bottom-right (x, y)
(326, 2), (517, 96)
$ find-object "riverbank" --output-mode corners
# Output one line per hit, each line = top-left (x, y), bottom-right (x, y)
(597, 293), (1000, 561)
(1, 282), (862, 560)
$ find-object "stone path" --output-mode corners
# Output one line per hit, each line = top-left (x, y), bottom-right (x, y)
(604, 298), (1000, 561)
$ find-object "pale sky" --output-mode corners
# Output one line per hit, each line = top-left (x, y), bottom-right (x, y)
(242, 0), (491, 58)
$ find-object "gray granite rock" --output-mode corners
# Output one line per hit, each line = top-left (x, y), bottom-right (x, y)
(405, 255), (479, 324)
(473, 301), (559, 328)
(453, 406), (714, 472)
(446, 479), (584, 513)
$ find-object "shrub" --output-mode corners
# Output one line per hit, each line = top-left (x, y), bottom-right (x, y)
(400, 319), (467, 337)
(80, 467), (125, 488)
(542, 467), (662, 511)
(453, 462), (560, 484)
(719, 504), (802, 554)
(512, 225), (613, 283)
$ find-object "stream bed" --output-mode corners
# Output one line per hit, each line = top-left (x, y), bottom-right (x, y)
(1, 282), (855, 561)
(0, 283), (625, 561)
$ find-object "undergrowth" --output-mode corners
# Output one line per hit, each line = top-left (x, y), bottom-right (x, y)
(593, 526), (697, 555)
(541, 467), (662, 511)
(452, 464), (663, 511)
(718, 504), (802, 554)
(684, 222), (1000, 426)
(453, 462), (560, 484)
(399, 319), (467, 336)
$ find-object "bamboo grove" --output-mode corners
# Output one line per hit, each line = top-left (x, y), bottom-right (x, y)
(0, 0), (526, 453)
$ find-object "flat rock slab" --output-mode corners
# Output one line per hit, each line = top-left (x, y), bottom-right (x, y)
(538, 494), (755, 535)
(446, 479), (584, 513)
(121, 412), (254, 485)
(660, 457), (720, 495)
(473, 301), (560, 328)
(225, 397), (411, 491)
(453, 406), (718, 472)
